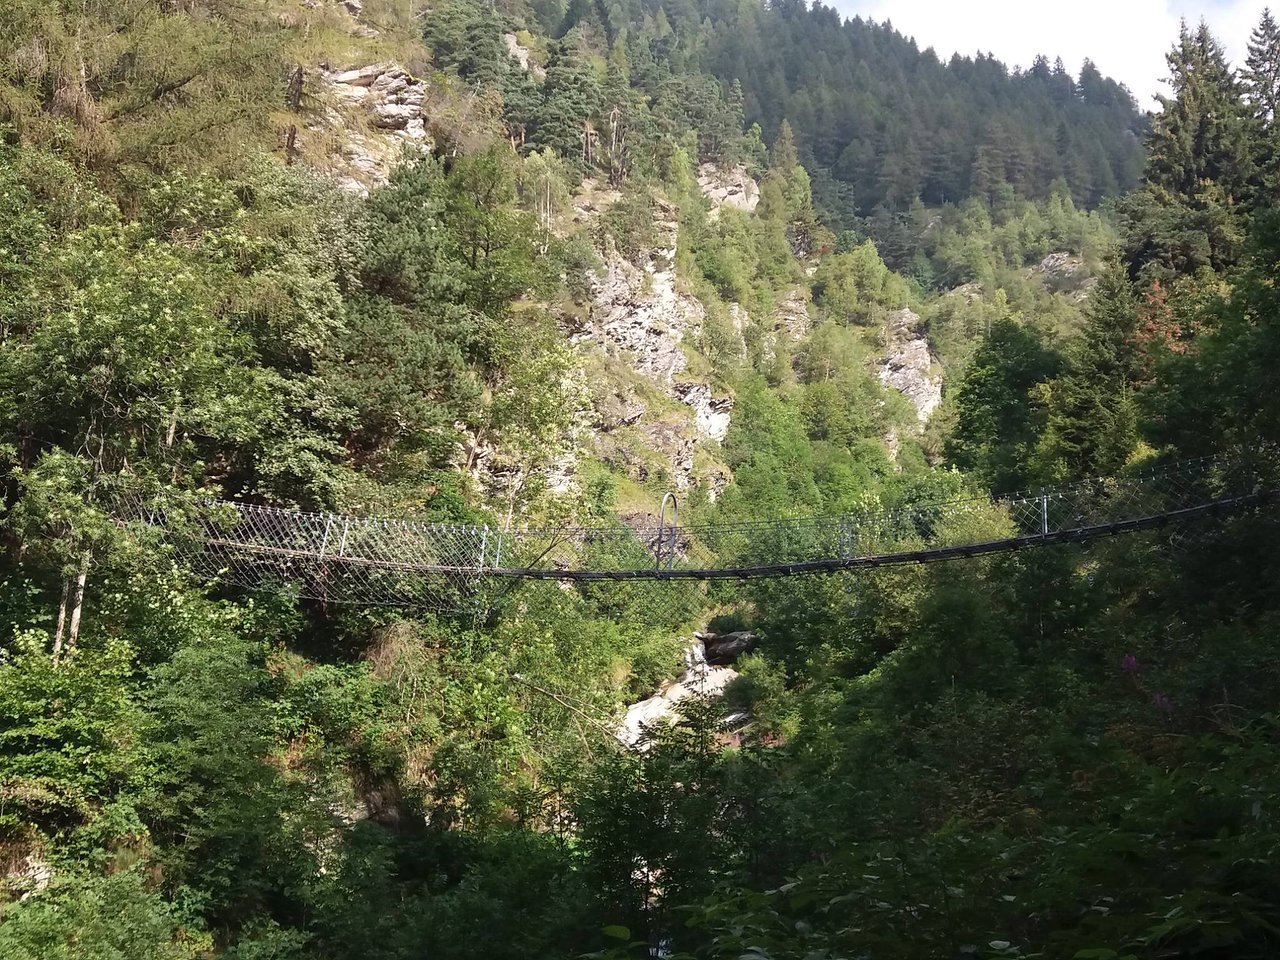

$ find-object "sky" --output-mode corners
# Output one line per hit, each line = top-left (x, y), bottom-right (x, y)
(829, 0), (1274, 107)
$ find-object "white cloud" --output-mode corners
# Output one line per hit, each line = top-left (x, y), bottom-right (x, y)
(825, 0), (1274, 105)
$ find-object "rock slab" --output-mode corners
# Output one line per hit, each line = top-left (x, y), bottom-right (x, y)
(697, 163), (760, 221)
(617, 633), (756, 749)
(879, 307), (942, 426)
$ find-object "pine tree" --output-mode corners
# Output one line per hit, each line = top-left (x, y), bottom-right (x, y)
(969, 143), (1002, 207)
(1242, 7), (1280, 121)
(948, 318), (1064, 492)
(772, 119), (799, 172)
(1050, 57), (1076, 102)
(531, 30), (603, 167)
(1242, 9), (1280, 200)
(1122, 21), (1255, 279)
(1146, 22), (1252, 200)
(1035, 258), (1144, 480)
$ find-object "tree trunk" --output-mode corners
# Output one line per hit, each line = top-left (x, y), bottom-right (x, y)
(504, 467), (526, 530)
(287, 65), (305, 112)
(52, 579), (70, 663)
(61, 551), (91, 663)
(285, 66), (304, 165)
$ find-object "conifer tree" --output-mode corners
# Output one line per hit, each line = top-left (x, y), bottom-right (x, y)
(1122, 21), (1254, 279)
(1242, 9), (1280, 199)
(533, 30), (603, 167)
(1243, 7), (1280, 121)
(948, 318), (1063, 491)
(771, 119), (799, 172)
(1146, 22), (1252, 198)
(1035, 258), (1144, 480)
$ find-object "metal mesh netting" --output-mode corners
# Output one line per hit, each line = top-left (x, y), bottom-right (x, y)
(116, 456), (1276, 610)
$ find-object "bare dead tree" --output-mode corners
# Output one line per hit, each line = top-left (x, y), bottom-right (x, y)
(285, 65), (304, 165)
(608, 105), (628, 186)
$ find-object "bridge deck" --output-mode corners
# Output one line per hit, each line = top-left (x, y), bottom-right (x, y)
(119, 457), (1275, 606)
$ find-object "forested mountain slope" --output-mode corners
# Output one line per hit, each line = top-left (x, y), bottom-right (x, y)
(656, 0), (1146, 216)
(424, 0), (1146, 225)
(1, 2), (1279, 959)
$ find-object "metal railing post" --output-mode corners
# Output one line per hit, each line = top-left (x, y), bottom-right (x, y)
(1040, 488), (1049, 536)
(318, 516), (334, 559)
(658, 492), (678, 571)
(668, 498), (678, 570)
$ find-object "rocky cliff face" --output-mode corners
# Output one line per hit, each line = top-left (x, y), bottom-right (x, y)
(697, 164), (760, 221)
(1033, 251), (1096, 302)
(774, 290), (812, 338)
(880, 307), (942, 426)
(675, 382), (732, 443)
(503, 33), (545, 80)
(319, 62), (431, 193)
(572, 192), (735, 490)
(586, 205), (702, 385)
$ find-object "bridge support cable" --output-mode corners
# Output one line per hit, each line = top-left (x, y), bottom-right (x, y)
(114, 457), (1277, 608)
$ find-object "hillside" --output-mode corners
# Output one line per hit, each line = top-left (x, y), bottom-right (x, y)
(1, 3), (1280, 960)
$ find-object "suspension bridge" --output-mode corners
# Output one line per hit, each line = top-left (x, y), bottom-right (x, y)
(120, 456), (1277, 609)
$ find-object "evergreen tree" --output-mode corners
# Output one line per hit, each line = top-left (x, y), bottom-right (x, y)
(771, 118), (799, 172)
(1035, 258), (1144, 480)
(948, 318), (1063, 492)
(1242, 8), (1280, 121)
(1122, 21), (1255, 280)
(1050, 57), (1076, 102)
(601, 41), (639, 185)
(422, 0), (506, 86)
(1242, 9), (1280, 200)
(532, 30), (604, 166)
(1146, 22), (1253, 199)
(414, 0), (1148, 218)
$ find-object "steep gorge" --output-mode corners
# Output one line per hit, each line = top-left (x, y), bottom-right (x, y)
(6, 3), (1257, 959)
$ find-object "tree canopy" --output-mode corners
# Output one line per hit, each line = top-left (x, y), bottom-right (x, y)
(3, 4), (1280, 960)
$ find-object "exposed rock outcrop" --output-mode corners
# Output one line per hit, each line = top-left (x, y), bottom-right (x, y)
(595, 389), (647, 432)
(504, 33), (545, 80)
(675, 382), (732, 442)
(618, 663), (737, 748)
(589, 255), (693, 382)
(883, 427), (902, 466)
(695, 629), (758, 664)
(1032, 251), (1096, 302)
(618, 632), (756, 749)
(880, 307), (942, 426)
(545, 449), (578, 496)
(946, 281), (983, 303)
(1033, 251), (1083, 279)
(571, 178), (622, 224)
(3, 847), (53, 900)
(641, 420), (696, 491)
(697, 164), (760, 221)
(569, 183), (737, 494)
(774, 290), (812, 339)
(318, 62), (430, 192)
(581, 194), (735, 481)
(587, 199), (702, 384)
(706, 464), (732, 502)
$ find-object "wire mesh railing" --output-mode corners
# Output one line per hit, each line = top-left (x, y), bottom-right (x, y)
(116, 456), (1277, 608)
